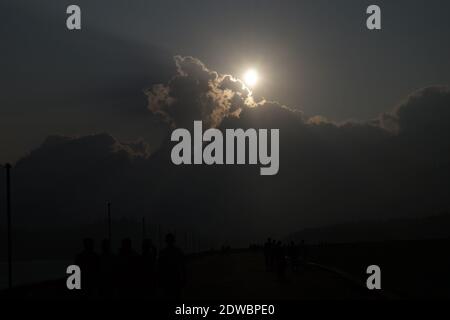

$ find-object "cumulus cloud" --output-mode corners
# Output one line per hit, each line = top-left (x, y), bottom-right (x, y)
(9, 55), (450, 244)
(379, 86), (450, 135)
(146, 56), (395, 135)
(15, 133), (151, 180)
(145, 56), (260, 128)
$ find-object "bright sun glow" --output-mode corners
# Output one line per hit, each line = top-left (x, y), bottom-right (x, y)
(243, 69), (259, 87)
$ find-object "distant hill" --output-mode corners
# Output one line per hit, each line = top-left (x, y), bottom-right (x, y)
(286, 213), (450, 244)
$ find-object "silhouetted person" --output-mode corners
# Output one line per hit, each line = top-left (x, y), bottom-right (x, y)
(140, 238), (157, 297)
(158, 233), (186, 300)
(74, 238), (100, 297)
(98, 239), (116, 298)
(269, 239), (276, 271)
(288, 241), (300, 271)
(117, 238), (139, 298)
(264, 238), (273, 271)
(274, 241), (286, 281)
(299, 240), (308, 263)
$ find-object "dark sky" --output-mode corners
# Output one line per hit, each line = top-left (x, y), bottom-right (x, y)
(1, 1), (450, 243)
(1, 0), (450, 163)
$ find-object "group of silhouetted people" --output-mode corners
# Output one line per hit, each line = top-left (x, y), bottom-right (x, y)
(74, 233), (185, 299)
(263, 238), (307, 280)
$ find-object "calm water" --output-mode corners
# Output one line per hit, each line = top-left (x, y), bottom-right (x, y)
(0, 260), (71, 290)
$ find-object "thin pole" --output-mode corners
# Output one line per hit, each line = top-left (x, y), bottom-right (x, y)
(5, 163), (12, 290)
(107, 202), (111, 242)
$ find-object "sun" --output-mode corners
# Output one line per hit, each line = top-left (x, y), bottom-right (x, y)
(243, 69), (259, 87)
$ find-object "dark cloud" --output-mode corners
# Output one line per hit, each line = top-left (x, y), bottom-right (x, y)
(7, 134), (151, 226)
(145, 56), (259, 129)
(20, 133), (151, 166)
(392, 86), (450, 136)
(7, 57), (450, 244)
